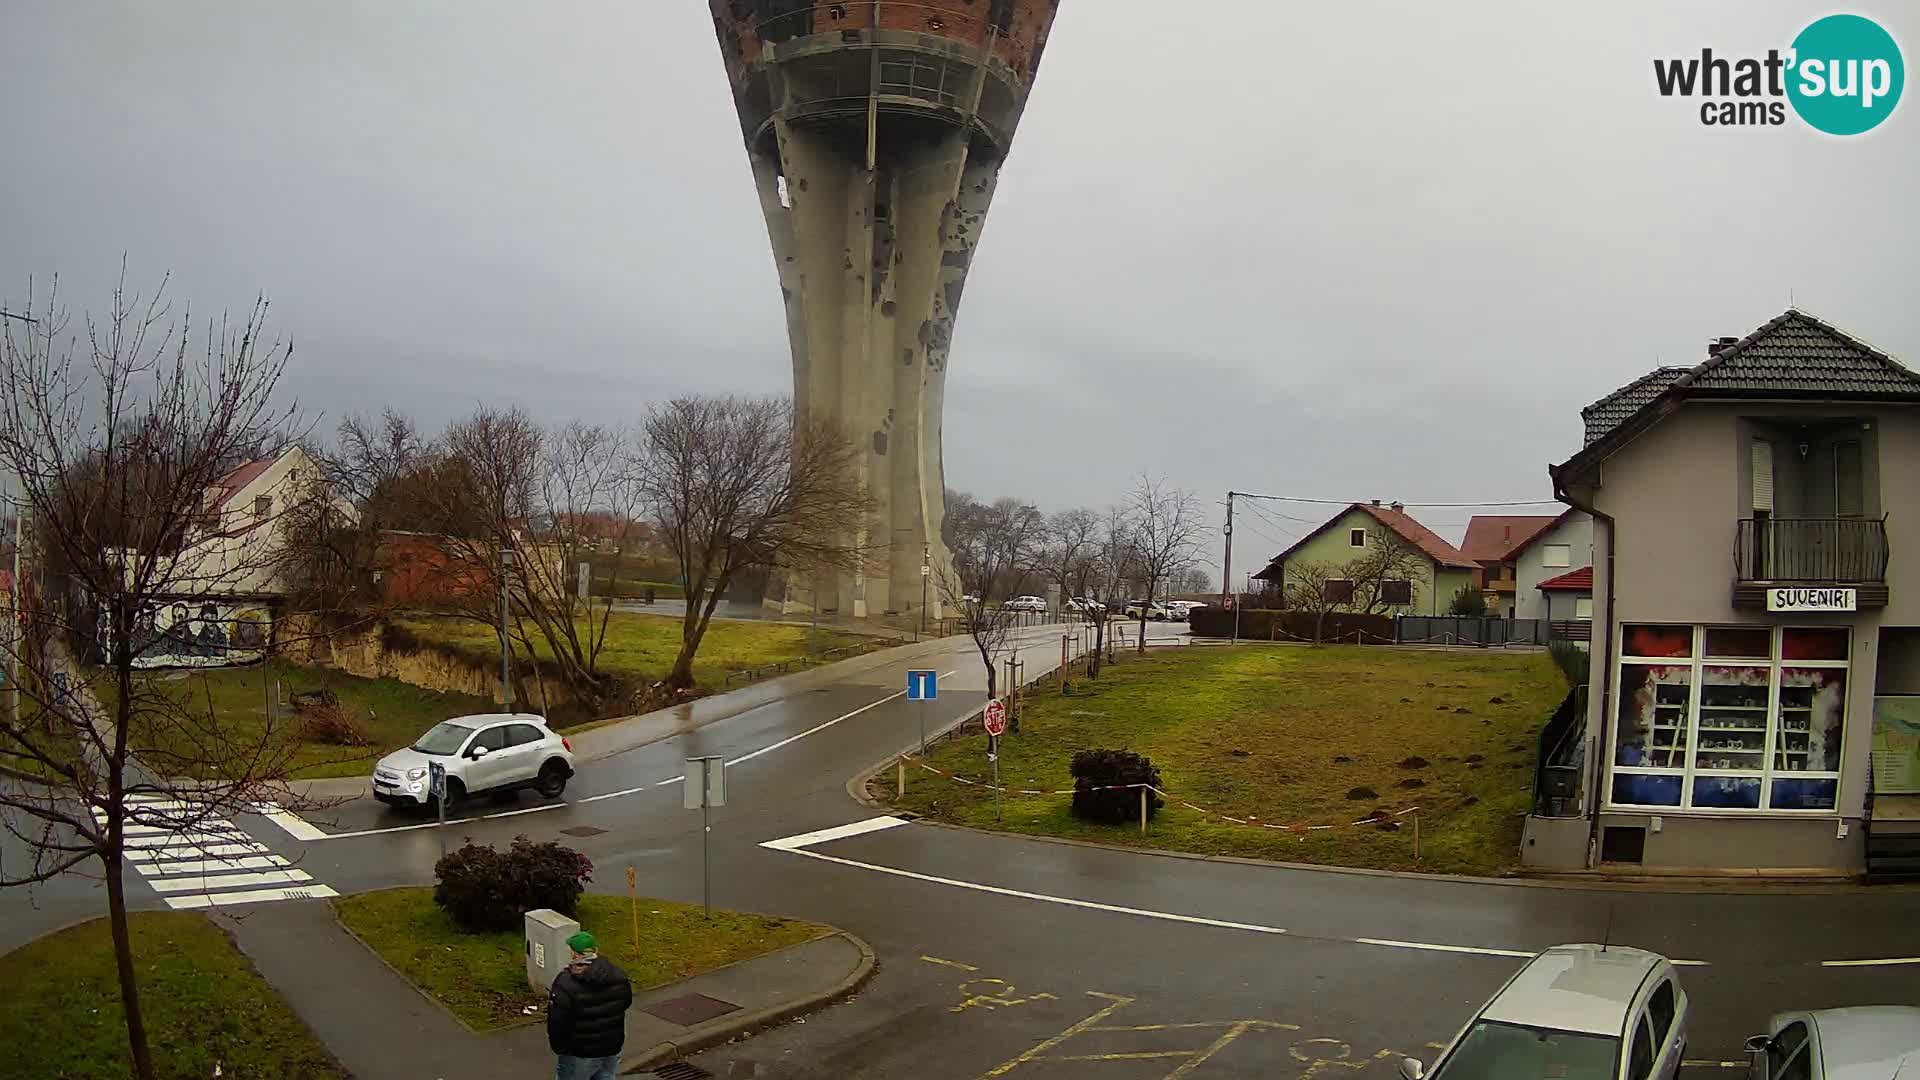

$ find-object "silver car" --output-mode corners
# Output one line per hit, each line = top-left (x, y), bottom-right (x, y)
(1404, 944), (1689, 1080)
(1745, 1007), (1920, 1080)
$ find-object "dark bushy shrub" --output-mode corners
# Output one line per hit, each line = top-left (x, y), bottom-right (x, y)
(1187, 607), (1395, 643)
(1069, 749), (1164, 824)
(433, 835), (594, 932)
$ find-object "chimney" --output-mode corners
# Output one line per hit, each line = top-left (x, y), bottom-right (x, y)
(1371, 499), (1382, 507)
(1390, 501), (1405, 513)
(1709, 335), (1739, 357)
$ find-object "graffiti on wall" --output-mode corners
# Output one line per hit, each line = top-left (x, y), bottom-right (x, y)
(105, 600), (272, 669)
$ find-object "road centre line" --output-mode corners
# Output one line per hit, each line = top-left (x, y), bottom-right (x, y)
(1820, 956), (1920, 967)
(762, 822), (1712, 966)
(722, 670), (958, 769)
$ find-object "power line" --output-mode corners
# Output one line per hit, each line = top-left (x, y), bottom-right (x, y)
(1233, 491), (1562, 509)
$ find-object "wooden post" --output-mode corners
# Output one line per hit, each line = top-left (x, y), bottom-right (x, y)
(1412, 812), (1421, 861)
(897, 757), (907, 800)
(1139, 786), (1148, 834)
(626, 866), (639, 948)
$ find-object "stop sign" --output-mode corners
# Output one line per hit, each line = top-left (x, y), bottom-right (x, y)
(983, 698), (1008, 736)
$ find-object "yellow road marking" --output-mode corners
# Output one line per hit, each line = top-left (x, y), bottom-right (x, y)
(981, 992), (1137, 1077)
(1168, 1020), (1262, 1079)
(952, 977), (1058, 1014)
(1051, 1052), (1205, 1061)
(920, 955), (979, 971)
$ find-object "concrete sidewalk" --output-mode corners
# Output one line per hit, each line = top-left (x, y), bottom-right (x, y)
(220, 899), (872, 1079)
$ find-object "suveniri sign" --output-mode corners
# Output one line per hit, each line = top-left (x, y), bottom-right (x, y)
(1767, 587), (1857, 612)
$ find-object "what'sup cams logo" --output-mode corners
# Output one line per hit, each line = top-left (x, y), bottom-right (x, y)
(1655, 13), (1903, 134)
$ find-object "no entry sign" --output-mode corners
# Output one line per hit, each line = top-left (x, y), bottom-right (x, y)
(983, 698), (1008, 736)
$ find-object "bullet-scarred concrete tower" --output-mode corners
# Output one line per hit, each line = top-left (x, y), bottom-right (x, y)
(711, 1), (1060, 619)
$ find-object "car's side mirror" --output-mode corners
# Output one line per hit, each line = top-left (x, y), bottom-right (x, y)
(468, 744), (490, 759)
(1399, 1059), (1425, 1080)
(1744, 1036), (1772, 1054)
(1743, 1036), (1771, 1080)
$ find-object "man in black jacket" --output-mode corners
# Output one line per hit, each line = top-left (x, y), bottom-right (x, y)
(548, 931), (634, 1080)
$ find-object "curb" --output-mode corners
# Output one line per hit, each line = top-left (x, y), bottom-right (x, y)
(620, 931), (877, 1074)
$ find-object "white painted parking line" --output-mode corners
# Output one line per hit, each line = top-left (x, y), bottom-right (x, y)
(1682, 1061), (1749, 1069)
(147, 869), (314, 893)
(1820, 956), (1920, 967)
(765, 822), (1713, 967)
(654, 775), (685, 787)
(258, 806), (328, 842)
(165, 884), (339, 910)
(762, 815), (912, 851)
(580, 785), (650, 803)
(133, 856), (288, 875)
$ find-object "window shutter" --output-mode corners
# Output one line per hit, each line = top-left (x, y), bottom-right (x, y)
(1751, 440), (1774, 512)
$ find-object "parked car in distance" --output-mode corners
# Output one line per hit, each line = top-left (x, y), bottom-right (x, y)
(1004, 595), (1046, 612)
(1164, 600), (1207, 621)
(1124, 599), (1169, 620)
(1403, 944), (1688, 1080)
(373, 713), (575, 812)
(1743, 1007), (1920, 1080)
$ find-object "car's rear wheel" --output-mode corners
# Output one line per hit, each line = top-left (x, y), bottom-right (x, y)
(435, 779), (464, 815)
(536, 761), (569, 799)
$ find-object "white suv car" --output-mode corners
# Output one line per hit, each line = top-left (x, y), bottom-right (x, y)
(372, 713), (575, 812)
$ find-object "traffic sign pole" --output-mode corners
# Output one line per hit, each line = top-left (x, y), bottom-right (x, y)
(907, 670), (937, 755)
(989, 733), (1002, 822)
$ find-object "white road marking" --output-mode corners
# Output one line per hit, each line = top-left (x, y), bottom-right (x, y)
(1682, 1061), (1750, 1069)
(124, 830), (252, 848)
(580, 785), (650, 803)
(762, 815), (912, 851)
(165, 884), (340, 910)
(766, 823), (1712, 967)
(258, 806), (328, 841)
(1820, 956), (1920, 967)
(654, 775), (684, 787)
(133, 855), (288, 875)
(147, 869), (313, 893)
(723, 670), (958, 769)
(124, 842), (269, 861)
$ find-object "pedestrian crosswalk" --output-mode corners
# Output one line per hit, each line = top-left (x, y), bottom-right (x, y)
(98, 796), (339, 910)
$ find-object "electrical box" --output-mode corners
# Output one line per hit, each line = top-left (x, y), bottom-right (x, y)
(524, 908), (580, 993)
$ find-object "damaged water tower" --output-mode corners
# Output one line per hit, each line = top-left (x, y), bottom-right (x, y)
(711, 1), (1061, 618)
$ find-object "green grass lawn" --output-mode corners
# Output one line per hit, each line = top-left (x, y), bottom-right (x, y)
(92, 659), (495, 780)
(0, 911), (344, 1080)
(334, 888), (831, 1030)
(888, 645), (1568, 876)
(398, 611), (872, 692)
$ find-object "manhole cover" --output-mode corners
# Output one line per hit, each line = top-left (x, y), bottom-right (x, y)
(559, 826), (607, 838)
(644, 992), (741, 1027)
(654, 1063), (712, 1080)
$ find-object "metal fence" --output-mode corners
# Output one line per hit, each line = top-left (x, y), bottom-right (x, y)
(1394, 616), (1577, 647)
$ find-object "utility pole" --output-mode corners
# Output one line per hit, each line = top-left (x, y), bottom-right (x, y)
(498, 545), (513, 712)
(919, 542), (929, 642)
(1221, 492), (1235, 610)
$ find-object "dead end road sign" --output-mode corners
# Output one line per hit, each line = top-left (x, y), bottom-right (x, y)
(907, 669), (937, 701)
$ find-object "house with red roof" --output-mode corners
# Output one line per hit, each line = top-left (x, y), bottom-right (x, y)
(1252, 500), (1478, 616)
(1461, 515), (1561, 617)
(1494, 509), (1596, 625)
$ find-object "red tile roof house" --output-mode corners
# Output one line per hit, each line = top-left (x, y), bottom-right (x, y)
(1252, 500), (1479, 616)
(1526, 309), (1920, 879)
(1500, 509), (1596, 624)
(1461, 515), (1560, 617)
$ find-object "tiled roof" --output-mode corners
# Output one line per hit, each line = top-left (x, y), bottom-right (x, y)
(208, 451), (284, 511)
(1581, 368), (1688, 445)
(1537, 566), (1593, 592)
(1254, 502), (1478, 578)
(1461, 515), (1559, 563)
(1352, 503), (1478, 569)
(1558, 309), (1920, 481)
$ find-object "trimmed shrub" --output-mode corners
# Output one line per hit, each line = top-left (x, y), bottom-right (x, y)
(1069, 749), (1164, 824)
(1547, 639), (1591, 689)
(433, 835), (593, 932)
(1447, 586), (1488, 616)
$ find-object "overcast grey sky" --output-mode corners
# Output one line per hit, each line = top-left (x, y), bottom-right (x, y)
(2, 2), (1913, 572)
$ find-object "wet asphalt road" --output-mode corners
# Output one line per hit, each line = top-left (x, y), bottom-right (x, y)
(7, 622), (1918, 1079)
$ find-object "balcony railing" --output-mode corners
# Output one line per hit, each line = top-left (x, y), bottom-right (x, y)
(1734, 517), (1889, 583)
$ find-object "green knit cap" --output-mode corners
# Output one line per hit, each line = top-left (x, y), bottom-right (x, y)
(566, 931), (596, 955)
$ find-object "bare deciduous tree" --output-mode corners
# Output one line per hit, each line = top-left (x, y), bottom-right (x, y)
(1345, 525), (1427, 615)
(1042, 507), (1102, 603)
(637, 395), (873, 692)
(940, 495), (1045, 704)
(1279, 560), (1351, 643)
(0, 272), (338, 1080)
(1124, 475), (1205, 654)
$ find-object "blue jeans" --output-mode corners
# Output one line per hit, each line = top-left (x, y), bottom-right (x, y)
(555, 1054), (619, 1080)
